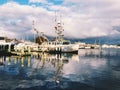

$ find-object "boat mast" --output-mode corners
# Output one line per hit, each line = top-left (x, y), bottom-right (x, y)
(54, 13), (64, 42)
(32, 20), (36, 43)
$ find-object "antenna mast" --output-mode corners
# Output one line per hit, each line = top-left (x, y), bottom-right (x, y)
(32, 20), (36, 43)
(54, 13), (64, 42)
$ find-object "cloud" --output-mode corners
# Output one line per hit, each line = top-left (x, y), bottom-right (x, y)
(0, 2), (55, 38)
(29, 0), (47, 4)
(0, 0), (120, 39)
(61, 0), (120, 38)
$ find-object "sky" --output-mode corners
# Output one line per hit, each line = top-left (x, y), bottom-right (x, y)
(0, 0), (120, 39)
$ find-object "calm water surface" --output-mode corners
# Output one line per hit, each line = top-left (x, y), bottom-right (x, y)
(0, 48), (120, 90)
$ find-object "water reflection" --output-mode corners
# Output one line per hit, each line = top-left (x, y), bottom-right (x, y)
(0, 49), (120, 90)
(0, 53), (71, 79)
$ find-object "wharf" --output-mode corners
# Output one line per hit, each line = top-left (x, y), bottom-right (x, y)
(11, 51), (31, 56)
(0, 50), (13, 56)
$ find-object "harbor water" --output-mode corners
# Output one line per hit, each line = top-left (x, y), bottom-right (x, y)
(0, 48), (120, 90)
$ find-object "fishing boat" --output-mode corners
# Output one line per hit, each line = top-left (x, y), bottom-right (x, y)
(39, 39), (79, 54)
(33, 16), (79, 54)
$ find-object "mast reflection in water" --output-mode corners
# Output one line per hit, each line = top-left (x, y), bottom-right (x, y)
(0, 48), (120, 90)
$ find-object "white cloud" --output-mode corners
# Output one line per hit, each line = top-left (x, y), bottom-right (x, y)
(0, 2), (55, 39)
(0, 0), (120, 39)
(61, 0), (120, 38)
(29, 0), (47, 4)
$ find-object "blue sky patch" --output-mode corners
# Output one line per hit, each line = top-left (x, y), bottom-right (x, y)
(47, 0), (63, 5)
(13, 0), (29, 5)
(0, 0), (29, 5)
(0, 0), (63, 5)
(0, 0), (7, 5)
